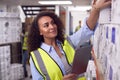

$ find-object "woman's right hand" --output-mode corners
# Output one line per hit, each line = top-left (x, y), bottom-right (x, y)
(63, 73), (77, 80)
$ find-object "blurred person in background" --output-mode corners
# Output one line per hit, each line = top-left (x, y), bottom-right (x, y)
(21, 24), (31, 77)
(27, 0), (111, 80)
(75, 20), (81, 32)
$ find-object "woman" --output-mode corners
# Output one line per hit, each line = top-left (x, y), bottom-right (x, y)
(28, 0), (111, 80)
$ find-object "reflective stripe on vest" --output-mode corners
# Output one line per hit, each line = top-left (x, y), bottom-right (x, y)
(30, 51), (46, 80)
(33, 50), (50, 80)
(31, 40), (86, 80)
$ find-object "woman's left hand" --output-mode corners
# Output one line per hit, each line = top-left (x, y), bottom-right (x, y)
(63, 73), (78, 80)
(92, 0), (111, 10)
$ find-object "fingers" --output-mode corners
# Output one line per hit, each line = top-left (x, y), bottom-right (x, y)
(63, 74), (77, 80)
(92, 0), (111, 9)
(92, 0), (97, 5)
(100, 0), (111, 9)
(104, 1), (111, 7)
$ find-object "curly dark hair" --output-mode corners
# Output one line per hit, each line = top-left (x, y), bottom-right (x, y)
(27, 11), (65, 53)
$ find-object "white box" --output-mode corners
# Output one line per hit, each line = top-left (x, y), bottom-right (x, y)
(6, 12), (20, 18)
(0, 71), (10, 80)
(10, 64), (24, 80)
(111, 0), (120, 24)
(99, 6), (111, 24)
(0, 18), (22, 44)
(7, 5), (20, 13)
(0, 5), (7, 12)
(0, 45), (10, 58)
(0, 63), (10, 70)
(0, 12), (7, 17)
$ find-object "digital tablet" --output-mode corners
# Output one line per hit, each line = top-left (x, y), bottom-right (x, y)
(71, 45), (92, 74)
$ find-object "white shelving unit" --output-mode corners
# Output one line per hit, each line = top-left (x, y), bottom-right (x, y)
(93, 0), (120, 80)
(0, 5), (24, 80)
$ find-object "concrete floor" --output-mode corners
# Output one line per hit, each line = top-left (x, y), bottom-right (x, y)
(24, 77), (32, 80)
(23, 64), (32, 80)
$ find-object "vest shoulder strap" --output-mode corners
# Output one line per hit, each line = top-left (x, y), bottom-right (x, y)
(33, 50), (50, 80)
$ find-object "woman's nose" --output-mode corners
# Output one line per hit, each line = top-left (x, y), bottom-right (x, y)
(49, 24), (54, 28)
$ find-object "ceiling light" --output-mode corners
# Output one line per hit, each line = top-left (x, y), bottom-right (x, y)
(38, 1), (72, 5)
(68, 6), (91, 11)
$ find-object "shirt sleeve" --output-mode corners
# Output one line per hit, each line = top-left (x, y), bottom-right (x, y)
(68, 18), (96, 48)
(30, 57), (44, 80)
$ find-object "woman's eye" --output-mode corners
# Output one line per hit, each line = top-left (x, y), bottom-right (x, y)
(43, 23), (49, 27)
(51, 21), (55, 25)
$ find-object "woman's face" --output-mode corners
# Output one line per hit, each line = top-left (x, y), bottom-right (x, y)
(38, 16), (58, 40)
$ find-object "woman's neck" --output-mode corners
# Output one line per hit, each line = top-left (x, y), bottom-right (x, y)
(44, 38), (57, 47)
(44, 38), (63, 58)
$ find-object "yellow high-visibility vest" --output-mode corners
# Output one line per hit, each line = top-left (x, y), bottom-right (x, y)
(30, 40), (85, 80)
(22, 32), (28, 50)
